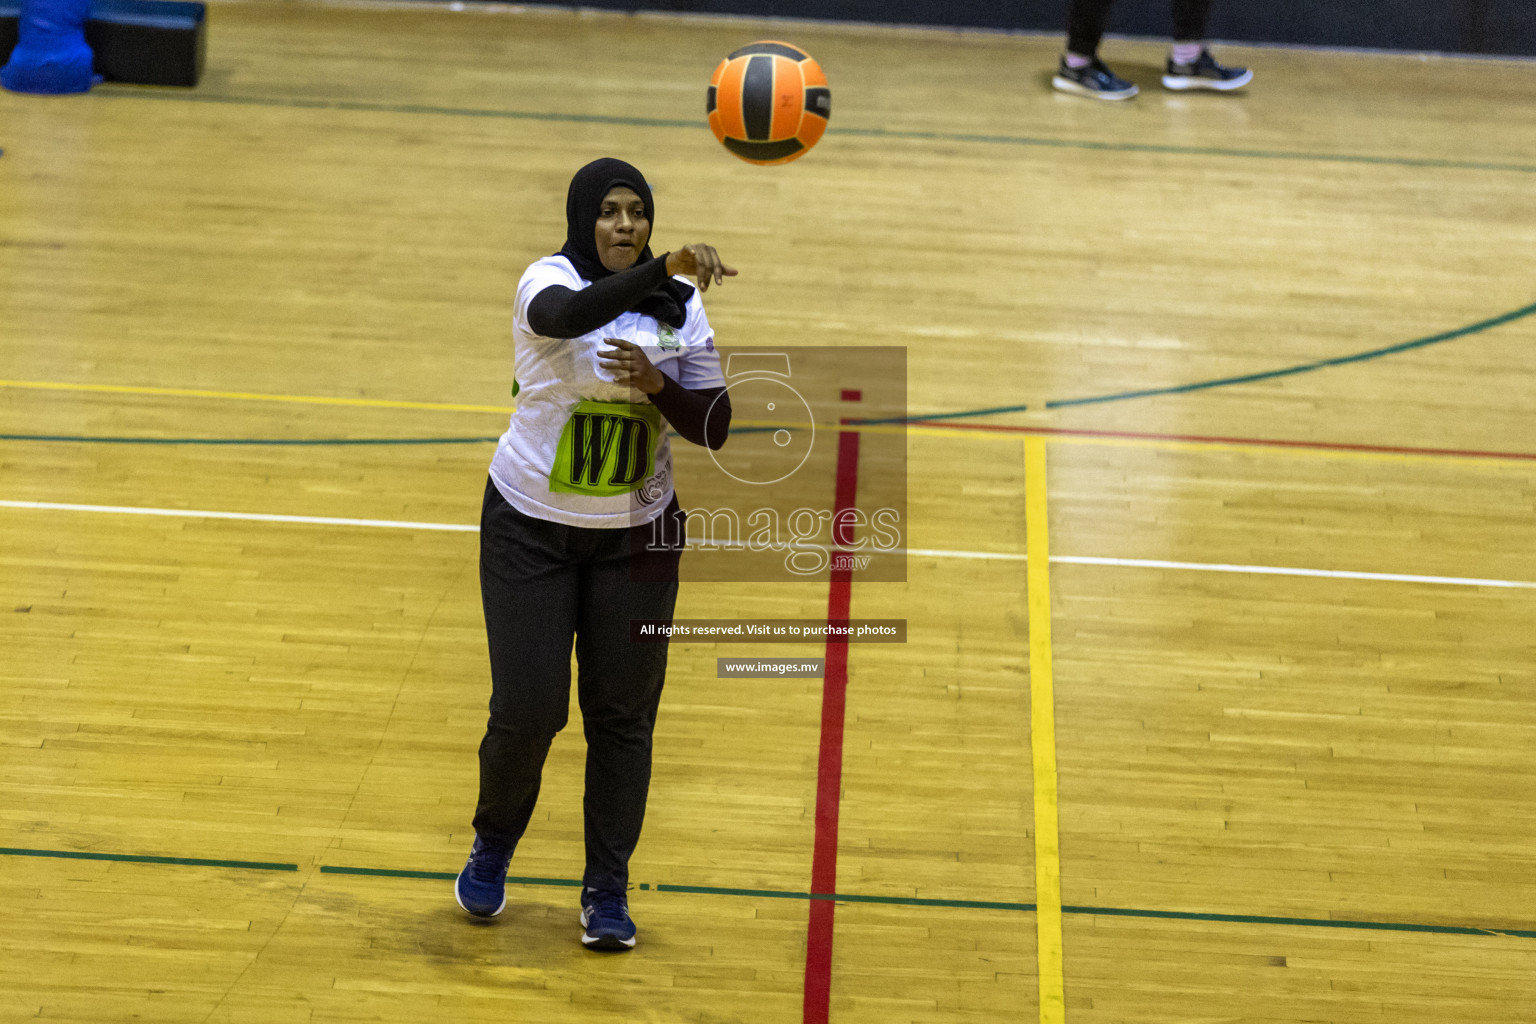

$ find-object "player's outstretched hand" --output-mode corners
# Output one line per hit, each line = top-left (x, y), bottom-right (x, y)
(666, 244), (737, 292)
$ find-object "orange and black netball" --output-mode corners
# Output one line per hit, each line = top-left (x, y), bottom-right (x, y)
(707, 41), (831, 166)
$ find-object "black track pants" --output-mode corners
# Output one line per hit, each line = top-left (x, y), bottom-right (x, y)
(471, 478), (682, 893)
(1066, 0), (1214, 57)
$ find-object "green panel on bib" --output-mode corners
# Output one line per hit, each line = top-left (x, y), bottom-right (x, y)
(548, 399), (662, 496)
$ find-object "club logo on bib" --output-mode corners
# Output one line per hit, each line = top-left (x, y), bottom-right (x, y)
(657, 325), (681, 351)
(637, 470), (668, 505)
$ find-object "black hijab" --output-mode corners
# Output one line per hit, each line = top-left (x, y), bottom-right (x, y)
(557, 157), (694, 330)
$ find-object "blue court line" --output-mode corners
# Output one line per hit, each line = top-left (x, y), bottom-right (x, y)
(5, 849), (1534, 938)
(90, 87), (1536, 176)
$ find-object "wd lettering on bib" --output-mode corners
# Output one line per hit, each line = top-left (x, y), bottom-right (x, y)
(548, 399), (662, 496)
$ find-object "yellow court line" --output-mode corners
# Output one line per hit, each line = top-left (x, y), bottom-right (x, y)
(1024, 436), (1066, 1024)
(0, 379), (517, 414)
(0, 379), (972, 439)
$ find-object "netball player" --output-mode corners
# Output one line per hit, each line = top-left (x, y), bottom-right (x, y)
(1052, 0), (1253, 100)
(454, 158), (735, 951)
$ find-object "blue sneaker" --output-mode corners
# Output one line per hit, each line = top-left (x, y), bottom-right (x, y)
(454, 835), (512, 918)
(579, 887), (636, 951)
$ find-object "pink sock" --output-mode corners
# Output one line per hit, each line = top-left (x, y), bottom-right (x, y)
(1064, 52), (1093, 70)
(1172, 42), (1204, 65)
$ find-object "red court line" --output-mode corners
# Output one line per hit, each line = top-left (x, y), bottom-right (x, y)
(804, 419), (861, 1024)
(906, 421), (1536, 462)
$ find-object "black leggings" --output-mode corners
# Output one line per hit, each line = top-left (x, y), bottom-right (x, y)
(1067, 0), (1214, 57)
(472, 479), (682, 893)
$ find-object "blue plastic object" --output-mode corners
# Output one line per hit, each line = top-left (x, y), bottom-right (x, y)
(1, 0), (94, 93)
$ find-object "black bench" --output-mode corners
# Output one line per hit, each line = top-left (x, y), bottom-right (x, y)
(1, 0), (205, 87)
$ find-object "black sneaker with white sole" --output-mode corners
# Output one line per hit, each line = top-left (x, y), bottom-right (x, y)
(1162, 49), (1253, 91)
(1051, 57), (1138, 101)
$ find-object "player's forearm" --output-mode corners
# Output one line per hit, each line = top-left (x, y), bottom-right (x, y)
(526, 254), (672, 338)
(652, 379), (731, 450)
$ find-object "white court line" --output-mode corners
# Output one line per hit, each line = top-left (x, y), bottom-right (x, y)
(904, 546), (1026, 561)
(0, 499), (477, 533)
(2, 499), (1533, 589)
(1052, 555), (1536, 590)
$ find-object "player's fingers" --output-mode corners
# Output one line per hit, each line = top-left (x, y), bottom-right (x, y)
(693, 246), (721, 286)
(704, 247), (734, 285)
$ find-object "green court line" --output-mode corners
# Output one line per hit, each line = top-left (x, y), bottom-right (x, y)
(91, 87), (1536, 176)
(315, 861), (1533, 938)
(831, 126), (1536, 175)
(5, 846), (1533, 938)
(1064, 903), (1536, 939)
(9, 290), (1523, 439)
(0, 846), (297, 872)
(320, 865), (580, 887)
(93, 88), (701, 129)
(321, 865), (458, 881)
(1042, 298), (1536, 410)
(9, 292), (1532, 438)
(325, 866), (1031, 911)
(657, 882), (1035, 912)
(4, 290), (1534, 444)
(851, 296), (1536, 424)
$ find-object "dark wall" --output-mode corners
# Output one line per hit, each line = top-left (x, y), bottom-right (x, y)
(8, 2), (1529, 62)
(532, 1), (1536, 57)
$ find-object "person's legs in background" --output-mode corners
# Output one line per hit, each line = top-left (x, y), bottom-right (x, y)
(1052, 0), (1252, 98)
(1053, 0), (1140, 100)
(1164, 0), (1253, 90)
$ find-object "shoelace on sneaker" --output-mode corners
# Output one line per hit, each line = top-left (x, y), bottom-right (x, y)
(585, 889), (628, 922)
(468, 842), (511, 883)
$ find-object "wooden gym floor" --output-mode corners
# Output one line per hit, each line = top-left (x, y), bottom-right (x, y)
(2, 2), (1534, 1021)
